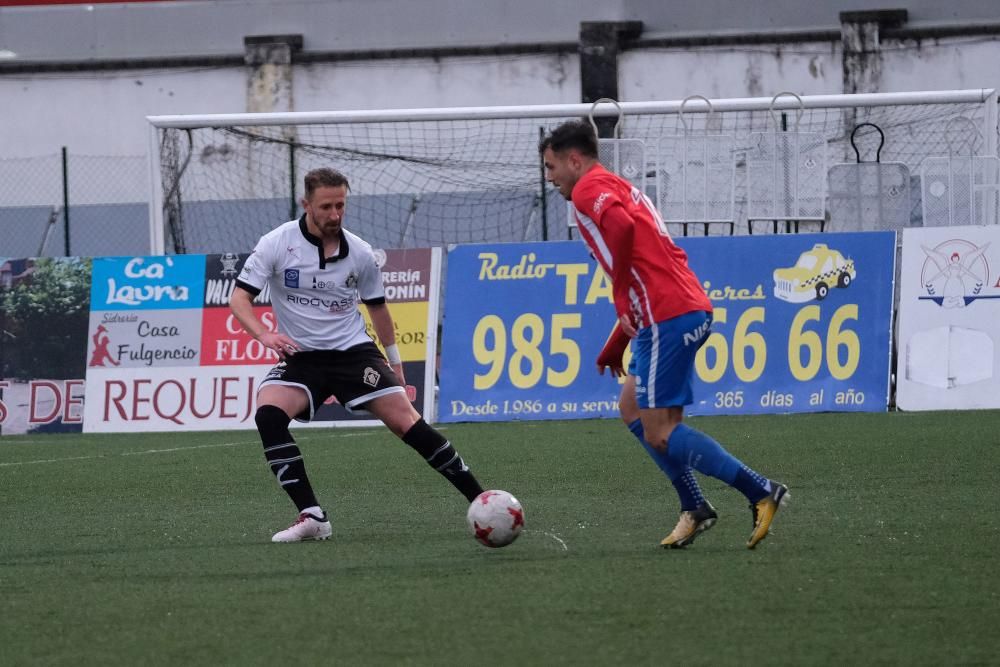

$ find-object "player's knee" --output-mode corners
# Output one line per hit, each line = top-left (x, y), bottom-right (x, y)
(659, 421), (685, 451)
(647, 427), (668, 450)
(386, 411), (419, 438)
(255, 404), (291, 440)
(619, 403), (640, 424)
(617, 389), (638, 423)
(643, 421), (679, 451)
(378, 398), (420, 437)
(618, 383), (639, 424)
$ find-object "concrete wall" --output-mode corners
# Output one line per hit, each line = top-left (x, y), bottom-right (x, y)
(880, 37), (1000, 91)
(295, 54), (579, 112)
(3, 35), (999, 159)
(0, 54), (582, 158)
(2, 1), (998, 159)
(2, 0), (998, 61)
(621, 44), (843, 101)
(0, 68), (246, 157)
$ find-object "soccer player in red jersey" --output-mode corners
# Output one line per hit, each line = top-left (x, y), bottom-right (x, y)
(540, 120), (788, 549)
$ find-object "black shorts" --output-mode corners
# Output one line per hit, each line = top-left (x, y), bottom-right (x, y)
(259, 342), (404, 421)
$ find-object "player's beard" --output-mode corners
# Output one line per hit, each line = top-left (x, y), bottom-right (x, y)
(319, 217), (342, 237)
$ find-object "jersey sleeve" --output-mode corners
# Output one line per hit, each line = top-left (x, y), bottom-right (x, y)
(573, 171), (636, 320)
(571, 175), (624, 226)
(236, 236), (275, 295)
(599, 203), (637, 319)
(357, 247), (386, 304)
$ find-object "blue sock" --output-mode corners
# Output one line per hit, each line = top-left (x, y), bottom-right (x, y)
(628, 419), (705, 511)
(666, 423), (770, 503)
(734, 465), (772, 503)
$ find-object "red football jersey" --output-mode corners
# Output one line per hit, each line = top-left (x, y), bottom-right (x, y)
(571, 164), (711, 328)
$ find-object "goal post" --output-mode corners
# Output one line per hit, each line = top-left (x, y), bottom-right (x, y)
(147, 88), (998, 254)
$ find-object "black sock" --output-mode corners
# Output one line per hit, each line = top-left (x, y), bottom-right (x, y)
(255, 405), (320, 512)
(402, 419), (484, 501)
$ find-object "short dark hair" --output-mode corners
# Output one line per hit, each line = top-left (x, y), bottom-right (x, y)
(304, 168), (351, 200)
(539, 119), (599, 158)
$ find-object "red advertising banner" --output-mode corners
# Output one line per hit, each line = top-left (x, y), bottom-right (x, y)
(200, 307), (280, 366)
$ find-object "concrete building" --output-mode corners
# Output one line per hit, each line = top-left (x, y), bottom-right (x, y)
(1, 0), (998, 255)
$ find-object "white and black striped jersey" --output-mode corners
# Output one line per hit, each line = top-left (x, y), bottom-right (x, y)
(236, 216), (385, 351)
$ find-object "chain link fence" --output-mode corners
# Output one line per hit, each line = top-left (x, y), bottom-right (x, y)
(0, 151), (150, 259)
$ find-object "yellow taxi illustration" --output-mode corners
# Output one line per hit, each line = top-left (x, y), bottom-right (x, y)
(773, 243), (856, 303)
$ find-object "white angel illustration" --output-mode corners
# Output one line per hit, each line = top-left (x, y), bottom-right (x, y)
(921, 242), (991, 309)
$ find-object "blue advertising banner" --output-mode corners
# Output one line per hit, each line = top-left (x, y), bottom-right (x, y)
(438, 233), (895, 422)
(440, 242), (621, 422)
(90, 256), (206, 311)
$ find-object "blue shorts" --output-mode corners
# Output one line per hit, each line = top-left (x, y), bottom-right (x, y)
(627, 310), (712, 409)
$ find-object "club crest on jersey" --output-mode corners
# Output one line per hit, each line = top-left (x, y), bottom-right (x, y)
(284, 269), (300, 288)
(345, 271), (359, 289)
(363, 366), (381, 387)
(265, 362), (287, 380)
(239, 251), (256, 278)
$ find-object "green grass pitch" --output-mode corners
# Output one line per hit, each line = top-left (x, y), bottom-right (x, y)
(2, 411), (999, 665)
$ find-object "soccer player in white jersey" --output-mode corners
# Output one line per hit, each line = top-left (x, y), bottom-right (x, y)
(231, 168), (485, 543)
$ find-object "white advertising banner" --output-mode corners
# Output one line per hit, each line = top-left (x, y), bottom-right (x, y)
(83, 365), (260, 432)
(83, 364), (397, 433)
(83, 249), (441, 433)
(897, 225), (1000, 410)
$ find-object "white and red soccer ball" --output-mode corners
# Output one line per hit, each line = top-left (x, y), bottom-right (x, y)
(467, 490), (524, 548)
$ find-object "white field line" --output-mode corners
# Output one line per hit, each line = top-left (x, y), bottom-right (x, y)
(0, 430), (382, 467)
(121, 441), (252, 456)
(0, 454), (107, 467)
(536, 530), (569, 551)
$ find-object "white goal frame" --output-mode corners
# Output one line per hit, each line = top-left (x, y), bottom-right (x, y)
(147, 89), (997, 254)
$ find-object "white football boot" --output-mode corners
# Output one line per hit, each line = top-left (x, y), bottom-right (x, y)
(271, 512), (332, 543)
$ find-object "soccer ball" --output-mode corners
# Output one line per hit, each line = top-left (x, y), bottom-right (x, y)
(467, 490), (524, 548)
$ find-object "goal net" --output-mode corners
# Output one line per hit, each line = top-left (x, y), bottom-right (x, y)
(148, 89), (997, 254)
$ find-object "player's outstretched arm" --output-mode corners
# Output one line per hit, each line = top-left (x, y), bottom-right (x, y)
(365, 302), (404, 384)
(230, 286), (299, 360)
(597, 321), (631, 377)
